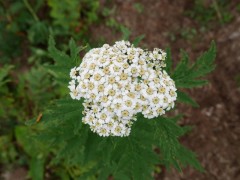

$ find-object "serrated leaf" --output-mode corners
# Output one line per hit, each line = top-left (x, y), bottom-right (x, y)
(172, 42), (216, 88)
(173, 50), (189, 79)
(121, 26), (131, 40)
(177, 91), (199, 107)
(69, 38), (85, 65)
(176, 79), (208, 88)
(47, 35), (82, 86)
(152, 116), (204, 172)
(189, 41), (216, 78)
(132, 35), (145, 46)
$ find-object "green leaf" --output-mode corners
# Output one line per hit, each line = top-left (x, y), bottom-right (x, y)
(15, 126), (47, 156)
(172, 50), (189, 79)
(189, 41), (216, 78)
(69, 38), (85, 65)
(172, 42), (216, 88)
(28, 21), (48, 44)
(30, 156), (45, 180)
(0, 65), (14, 86)
(47, 35), (84, 92)
(153, 117), (204, 172)
(175, 79), (208, 88)
(177, 91), (199, 107)
(121, 26), (131, 40)
(132, 35), (145, 46)
(112, 137), (158, 180)
(47, 0), (80, 30)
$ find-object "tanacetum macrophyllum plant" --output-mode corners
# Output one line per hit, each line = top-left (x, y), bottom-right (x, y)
(27, 36), (216, 179)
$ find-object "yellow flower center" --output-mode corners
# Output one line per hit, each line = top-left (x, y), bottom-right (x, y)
(135, 84), (141, 91)
(153, 78), (160, 84)
(131, 67), (137, 74)
(117, 57), (123, 63)
(89, 63), (96, 70)
(169, 90), (176, 97)
(88, 83), (94, 90)
(125, 100), (132, 107)
(146, 88), (153, 95)
(103, 67), (110, 74)
(157, 108), (163, 113)
(120, 73), (128, 80)
(84, 73), (90, 79)
(123, 63), (129, 69)
(100, 113), (107, 120)
(90, 93), (96, 99)
(121, 110), (129, 117)
(113, 66), (120, 72)
(94, 73), (101, 81)
(152, 97), (159, 104)
(115, 126), (122, 133)
(98, 84), (104, 92)
(108, 89), (116, 96)
(101, 96), (108, 103)
(108, 77), (115, 84)
(127, 92), (135, 98)
(159, 87), (166, 93)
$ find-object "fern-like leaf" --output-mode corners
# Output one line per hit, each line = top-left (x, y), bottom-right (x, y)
(172, 41), (216, 88)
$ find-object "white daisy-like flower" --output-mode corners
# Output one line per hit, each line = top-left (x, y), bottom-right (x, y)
(68, 40), (177, 137)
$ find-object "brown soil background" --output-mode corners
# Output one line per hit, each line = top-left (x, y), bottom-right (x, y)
(90, 0), (240, 179)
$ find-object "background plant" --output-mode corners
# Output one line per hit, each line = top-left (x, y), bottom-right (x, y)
(25, 36), (216, 179)
(185, 0), (233, 27)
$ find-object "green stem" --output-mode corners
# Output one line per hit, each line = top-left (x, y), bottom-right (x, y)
(22, 0), (39, 22)
(212, 0), (223, 24)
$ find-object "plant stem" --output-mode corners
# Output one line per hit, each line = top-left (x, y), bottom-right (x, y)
(212, 0), (223, 24)
(22, 0), (39, 22)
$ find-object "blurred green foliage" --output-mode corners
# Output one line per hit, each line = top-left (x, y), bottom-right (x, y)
(47, 0), (99, 38)
(180, 28), (197, 41)
(133, 3), (144, 13)
(186, 0), (233, 27)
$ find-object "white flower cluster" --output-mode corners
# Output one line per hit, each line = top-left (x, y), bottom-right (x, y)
(68, 41), (177, 137)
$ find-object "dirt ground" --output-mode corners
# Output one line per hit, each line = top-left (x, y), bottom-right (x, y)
(90, 0), (240, 179)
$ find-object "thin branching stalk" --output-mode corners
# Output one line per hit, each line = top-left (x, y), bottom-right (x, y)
(23, 0), (39, 22)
